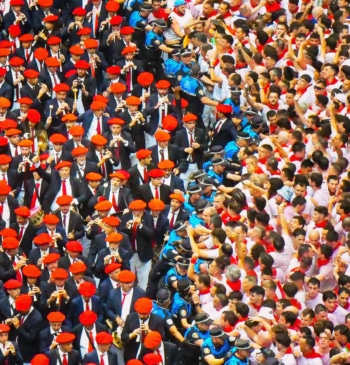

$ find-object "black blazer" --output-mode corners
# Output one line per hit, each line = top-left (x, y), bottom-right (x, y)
(94, 247), (132, 279)
(28, 247), (60, 266)
(72, 322), (107, 356)
(96, 184), (133, 214)
(121, 313), (165, 363)
(67, 74), (97, 112)
(127, 164), (150, 197)
(0, 341), (23, 365)
(0, 250), (24, 283)
(150, 213), (169, 247)
(163, 207), (189, 225)
(149, 144), (179, 167)
(0, 297), (16, 323)
(63, 139), (91, 154)
(22, 177), (50, 210)
(39, 325), (71, 354)
(46, 348), (81, 365)
(10, 221), (38, 257)
(70, 160), (99, 183)
(119, 211), (154, 262)
(54, 210), (85, 240)
(82, 349), (117, 365)
(136, 183), (171, 205)
(0, 196), (19, 231)
(77, 110), (109, 138)
(0, 80), (13, 104)
(67, 295), (102, 328)
(210, 118), (237, 148)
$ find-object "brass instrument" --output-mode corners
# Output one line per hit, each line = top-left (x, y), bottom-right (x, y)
(37, 131), (48, 153)
(106, 319), (124, 349)
(29, 207), (44, 227)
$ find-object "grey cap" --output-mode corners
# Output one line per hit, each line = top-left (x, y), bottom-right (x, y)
(190, 62), (201, 74)
(236, 132), (251, 140)
(194, 198), (208, 212)
(199, 177), (215, 187)
(152, 18), (167, 27)
(177, 279), (191, 292)
(140, 3), (152, 11)
(188, 184), (202, 194)
(209, 327), (226, 338)
(173, 221), (186, 232)
(181, 48), (192, 56)
(210, 145), (224, 154)
(235, 339), (253, 352)
(195, 313), (212, 325)
(156, 289), (170, 302)
(177, 257), (190, 268)
(251, 115), (264, 128)
(211, 157), (226, 166)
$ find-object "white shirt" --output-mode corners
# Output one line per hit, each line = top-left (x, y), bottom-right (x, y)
(51, 179), (73, 211)
(80, 325), (97, 358)
(121, 288), (133, 320)
(87, 115), (102, 140)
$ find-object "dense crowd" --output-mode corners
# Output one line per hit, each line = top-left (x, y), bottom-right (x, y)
(0, 0), (349, 364)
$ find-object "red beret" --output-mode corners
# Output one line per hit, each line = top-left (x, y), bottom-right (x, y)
(79, 310), (97, 326)
(19, 34), (34, 42)
(108, 118), (125, 125)
(34, 47), (49, 60)
(128, 361), (143, 365)
(56, 333), (75, 344)
(33, 233), (52, 245)
(45, 57), (60, 67)
(91, 134), (107, 146)
(18, 139), (34, 147)
(0, 181), (10, 195)
(121, 46), (137, 55)
(93, 95), (109, 104)
(106, 65), (121, 75)
(216, 104), (233, 114)
(105, 263), (122, 274)
(0, 154), (12, 164)
(17, 97), (33, 105)
(0, 98), (11, 109)
(78, 281), (96, 297)
(135, 149), (152, 160)
(94, 200), (112, 211)
(90, 101), (106, 111)
(47, 311), (66, 323)
(125, 96), (141, 106)
(117, 170), (130, 179)
(8, 25), (21, 37)
(162, 115), (178, 131)
(134, 297), (153, 314)
(102, 216), (120, 227)
(158, 160), (175, 170)
(47, 36), (61, 45)
(42, 253), (60, 264)
(2, 237), (19, 249)
(154, 130), (171, 142)
(143, 353), (163, 365)
(69, 45), (84, 55)
(49, 133), (67, 144)
(75, 60), (90, 69)
(31, 354), (50, 365)
(52, 83), (70, 93)
(148, 169), (165, 178)
(9, 57), (24, 67)
(169, 193), (185, 203)
(120, 26), (135, 35)
(4, 279), (22, 290)
(51, 268), (69, 280)
(0, 228), (17, 237)
(0, 67), (6, 77)
(118, 270), (136, 283)
(62, 114), (78, 122)
(96, 332), (113, 344)
(0, 324), (10, 333)
(38, 0), (53, 5)
(10, 0), (25, 5)
(143, 331), (162, 349)
(72, 7), (86, 16)
(137, 72), (154, 86)
(109, 171), (126, 180)
(105, 1), (120, 11)
(84, 39), (99, 49)
(72, 146), (89, 156)
(155, 80), (171, 89)
(110, 82), (126, 94)
(15, 294), (32, 312)
(148, 199), (165, 211)
(55, 161), (72, 170)
(27, 109), (41, 124)
(77, 27), (91, 36)
(66, 241), (83, 252)
(43, 15), (59, 22)
(129, 200), (147, 210)
(43, 214), (60, 225)
(5, 128), (21, 137)
(69, 125), (84, 136)
(110, 15), (123, 25)
(106, 232), (123, 242)
(183, 113), (197, 123)
(56, 195), (73, 205)
(86, 172), (103, 181)
(0, 49), (10, 57)
(22, 264), (41, 278)
(69, 261), (87, 274)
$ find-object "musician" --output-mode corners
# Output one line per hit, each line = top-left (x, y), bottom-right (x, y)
(13, 294), (43, 362)
(5, 130), (22, 159)
(5, 57), (25, 106)
(0, 155), (22, 197)
(46, 37), (68, 70)
(38, 311), (70, 354)
(3, 0), (32, 34)
(136, 169), (171, 204)
(121, 297), (165, 364)
(85, 200), (112, 243)
(34, 16), (61, 49)
(40, 268), (78, 316)
(38, 57), (63, 98)
(70, 146), (99, 182)
(28, 233), (59, 267)
(149, 130), (179, 167)
(58, 241), (89, 273)
(12, 97), (33, 126)
(54, 195), (85, 241)
(67, 282), (102, 328)
(63, 125), (90, 154)
(62, 45), (85, 75)
(71, 311), (107, 359)
(85, 0), (107, 38)
(11, 206), (37, 257)
(65, 262), (95, 290)
(107, 82), (127, 117)
(0, 68), (14, 103)
(14, 33), (35, 67)
(111, 26), (136, 63)
(62, 7), (91, 47)
(32, 0), (61, 35)
(81, 331), (117, 365)
(47, 134), (72, 170)
(27, 47), (49, 73)
(46, 332), (81, 365)
(0, 323), (23, 365)
(40, 253), (60, 285)
(79, 172), (103, 219)
(20, 264), (42, 309)
(127, 149), (152, 195)
(99, 2), (121, 40)
(0, 279), (21, 324)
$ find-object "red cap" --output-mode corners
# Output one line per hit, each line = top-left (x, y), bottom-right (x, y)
(120, 26), (135, 35)
(103, 216), (120, 227)
(69, 45), (84, 55)
(47, 36), (61, 45)
(0, 228), (17, 237)
(56, 195), (73, 206)
(86, 172), (103, 181)
(69, 261), (87, 274)
(22, 264), (41, 278)
(34, 47), (49, 60)
(148, 169), (165, 178)
(77, 27), (91, 36)
(17, 97), (33, 105)
(43, 15), (59, 22)
(154, 130), (171, 142)
(158, 160), (175, 170)
(96, 332), (113, 344)
(72, 7), (86, 16)
(0, 324), (10, 333)
(8, 25), (21, 37)
(2, 237), (19, 249)
(55, 161), (72, 170)
(52, 83), (70, 93)
(45, 57), (60, 67)
(148, 199), (165, 211)
(42, 253), (60, 265)
(143, 354), (163, 365)
(79, 310), (97, 326)
(84, 39), (99, 49)
(43, 214), (60, 225)
(33, 233), (53, 245)
(129, 200), (147, 210)
(216, 104), (233, 114)
(91, 134), (107, 146)
(78, 281), (96, 296)
(110, 15), (123, 25)
(4, 279), (22, 290)
(169, 193), (185, 203)
(31, 355), (49, 365)
(105, 1), (120, 11)
(15, 294), (32, 312)
(106, 65), (121, 75)
(110, 82), (126, 94)
(19, 34), (34, 42)
(110, 171), (126, 180)
(69, 125), (84, 136)
(18, 139), (34, 147)
(93, 95), (109, 104)
(51, 268), (69, 280)
(134, 297), (153, 314)
(62, 114), (78, 123)
(72, 146), (89, 156)
(143, 331), (162, 349)
(0, 97), (11, 108)
(10, 0), (25, 5)
(155, 80), (171, 89)
(38, 0), (53, 5)
(5, 128), (21, 137)
(108, 118), (125, 125)
(106, 232), (123, 242)
(136, 149), (152, 160)
(56, 333), (75, 344)
(125, 96), (141, 106)
(27, 109), (41, 124)
(105, 263), (122, 274)
(49, 133), (67, 144)
(75, 60), (90, 69)
(90, 101), (106, 111)
(23, 68), (40, 79)
(118, 270), (136, 283)
(0, 154), (12, 164)
(121, 46), (137, 55)
(9, 57), (24, 67)
(47, 311), (66, 323)
(183, 113), (197, 123)
(162, 115), (178, 131)
(66, 241), (83, 252)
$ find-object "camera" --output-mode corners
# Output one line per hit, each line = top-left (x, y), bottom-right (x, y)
(76, 79), (84, 88)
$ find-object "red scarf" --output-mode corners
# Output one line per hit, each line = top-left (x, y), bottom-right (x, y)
(284, 347), (293, 355)
(289, 298), (302, 310)
(226, 279), (241, 291)
(173, 8), (184, 17)
(255, 166), (265, 174)
(317, 258), (331, 268)
(303, 350), (322, 359)
(199, 288), (211, 295)
(223, 324), (234, 333)
(265, 1), (281, 12)
(326, 77), (339, 86)
(266, 102), (279, 110)
(270, 124), (278, 134)
(290, 154), (303, 162)
(297, 84), (311, 96)
(314, 220), (328, 228)
(270, 169), (281, 176)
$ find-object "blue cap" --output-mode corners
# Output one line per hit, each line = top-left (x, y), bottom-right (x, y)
(174, 0), (186, 6)
(277, 186), (294, 202)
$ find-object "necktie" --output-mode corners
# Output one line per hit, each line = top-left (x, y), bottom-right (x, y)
(155, 187), (159, 199)
(85, 300), (90, 311)
(88, 331), (94, 353)
(15, 147), (18, 157)
(215, 120), (223, 134)
(25, 49), (29, 61)
(62, 354), (68, 365)
(112, 192), (119, 212)
(2, 344), (8, 365)
(15, 72), (19, 99)
(62, 179), (67, 195)
(63, 215), (66, 229)
(131, 222), (138, 251)
(96, 118), (101, 134)
(169, 212), (175, 229)
(100, 354), (105, 365)
(121, 292), (127, 306)
(100, 153), (106, 177)
(188, 133), (194, 162)
(2, 173), (5, 181)
(56, 154), (59, 164)
(90, 58), (96, 78)
(52, 73), (58, 87)
(159, 149), (164, 162)
(125, 67), (131, 93)
(19, 226), (24, 241)
(144, 167), (148, 183)
(12, 41), (16, 54)
(0, 202), (3, 217)
(94, 10), (99, 36)
(12, 257), (22, 283)
(30, 183), (40, 209)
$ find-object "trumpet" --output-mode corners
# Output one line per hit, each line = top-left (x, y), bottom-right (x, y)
(56, 288), (64, 305)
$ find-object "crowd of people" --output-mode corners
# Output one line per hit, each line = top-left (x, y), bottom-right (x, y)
(0, 0), (349, 364)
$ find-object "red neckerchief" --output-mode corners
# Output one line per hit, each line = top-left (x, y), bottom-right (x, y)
(230, 4), (240, 11)
(270, 124), (278, 134)
(297, 84), (311, 96)
(332, 241), (341, 251)
(317, 258), (331, 268)
(153, 8), (169, 20)
(199, 288), (211, 295)
(266, 102), (279, 110)
(265, 224), (275, 233)
(315, 220), (328, 228)
(272, 268), (277, 278)
(223, 324), (234, 333)
(326, 77), (339, 86)
(221, 212), (241, 224)
(245, 269), (257, 277)
(290, 266), (306, 274)
(303, 350), (322, 359)
(277, 49), (288, 61)
(222, 11), (231, 19)
(284, 347), (293, 355)
(236, 62), (248, 69)
(226, 279), (241, 292)
(255, 166), (265, 174)
(270, 169), (281, 176)
(265, 1), (281, 12)
(250, 303), (262, 311)
(206, 10), (217, 18)
(258, 158), (268, 165)
(290, 154), (303, 162)
(338, 105), (346, 114)
(230, 256), (238, 265)
(289, 6), (298, 13)
(263, 83), (270, 95)
(289, 298), (302, 310)
(340, 213), (350, 221)
(173, 8), (184, 16)
(342, 302), (350, 310)
(236, 316), (249, 323)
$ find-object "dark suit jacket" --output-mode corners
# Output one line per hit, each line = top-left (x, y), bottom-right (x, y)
(210, 118), (237, 148)
(0, 297), (16, 323)
(0, 250), (24, 283)
(163, 207), (189, 225)
(82, 349), (117, 365)
(38, 69), (63, 93)
(0, 196), (19, 231)
(150, 213), (169, 247)
(72, 323), (107, 357)
(58, 255), (91, 276)
(139, 342), (177, 365)
(37, 226), (68, 256)
(98, 277), (115, 317)
(95, 184), (133, 214)
(119, 211), (154, 262)
(10, 221), (37, 257)
(0, 80), (13, 103)
(106, 286), (145, 323)
(4, 10), (32, 34)
(116, 59), (144, 94)
(149, 144), (179, 167)
(77, 110), (109, 138)
(15, 307), (43, 362)
(70, 160), (99, 182)
(136, 183), (171, 205)
(46, 348), (81, 365)
(63, 138), (91, 154)
(174, 127), (206, 172)
(44, 98), (74, 135)
(39, 325), (71, 354)
(121, 313), (165, 363)
(67, 74), (96, 112)
(127, 164), (150, 197)
(86, 149), (119, 179)
(165, 175), (185, 193)
(67, 295), (102, 327)
(0, 341), (23, 365)
(54, 210), (85, 240)
(28, 247), (60, 266)
(22, 177), (50, 210)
